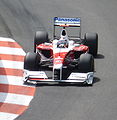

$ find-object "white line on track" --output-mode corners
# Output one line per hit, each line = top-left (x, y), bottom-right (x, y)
(0, 47), (26, 56)
(0, 112), (18, 120)
(0, 75), (23, 86)
(0, 60), (24, 69)
(0, 37), (15, 42)
(0, 93), (33, 106)
(0, 75), (35, 87)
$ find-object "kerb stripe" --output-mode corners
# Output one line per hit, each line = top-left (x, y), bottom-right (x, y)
(0, 112), (18, 120)
(0, 38), (36, 120)
(0, 103), (27, 114)
(0, 84), (35, 96)
(0, 47), (25, 56)
(0, 93), (33, 106)
(0, 60), (24, 69)
(0, 41), (21, 48)
(0, 54), (24, 61)
(0, 37), (15, 42)
(0, 68), (23, 76)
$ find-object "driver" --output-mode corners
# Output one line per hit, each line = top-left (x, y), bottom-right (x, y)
(57, 39), (68, 48)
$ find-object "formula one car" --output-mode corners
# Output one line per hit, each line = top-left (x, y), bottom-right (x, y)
(23, 17), (98, 85)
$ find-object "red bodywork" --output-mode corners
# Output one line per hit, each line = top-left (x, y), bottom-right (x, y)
(37, 43), (89, 67)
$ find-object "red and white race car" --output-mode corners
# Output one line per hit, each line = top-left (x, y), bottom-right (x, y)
(23, 17), (98, 85)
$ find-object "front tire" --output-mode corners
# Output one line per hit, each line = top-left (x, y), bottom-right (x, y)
(79, 53), (94, 73)
(24, 52), (41, 71)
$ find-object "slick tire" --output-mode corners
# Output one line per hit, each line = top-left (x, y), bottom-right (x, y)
(34, 31), (49, 52)
(24, 52), (41, 71)
(79, 53), (94, 73)
(84, 33), (98, 56)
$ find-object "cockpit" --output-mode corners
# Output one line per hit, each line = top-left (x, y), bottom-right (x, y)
(57, 39), (68, 48)
(57, 29), (69, 48)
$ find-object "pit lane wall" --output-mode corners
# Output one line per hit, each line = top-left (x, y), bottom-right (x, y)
(0, 37), (36, 120)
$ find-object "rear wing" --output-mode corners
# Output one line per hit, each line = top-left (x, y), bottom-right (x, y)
(53, 17), (81, 39)
(54, 17), (81, 27)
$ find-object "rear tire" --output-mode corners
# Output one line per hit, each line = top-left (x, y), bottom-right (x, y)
(34, 31), (48, 52)
(84, 33), (98, 56)
(79, 53), (94, 73)
(24, 52), (41, 71)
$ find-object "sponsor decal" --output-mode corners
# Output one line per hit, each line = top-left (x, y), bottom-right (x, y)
(54, 17), (80, 23)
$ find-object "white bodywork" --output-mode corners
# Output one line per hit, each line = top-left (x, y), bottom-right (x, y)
(23, 70), (94, 85)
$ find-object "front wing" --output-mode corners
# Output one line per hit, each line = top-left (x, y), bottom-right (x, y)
(23, 70), (94, 85)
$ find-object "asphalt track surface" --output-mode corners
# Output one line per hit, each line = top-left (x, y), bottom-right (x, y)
(0, 0), (117, 120)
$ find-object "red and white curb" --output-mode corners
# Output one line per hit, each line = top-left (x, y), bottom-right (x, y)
(0, 37), (36, 120)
